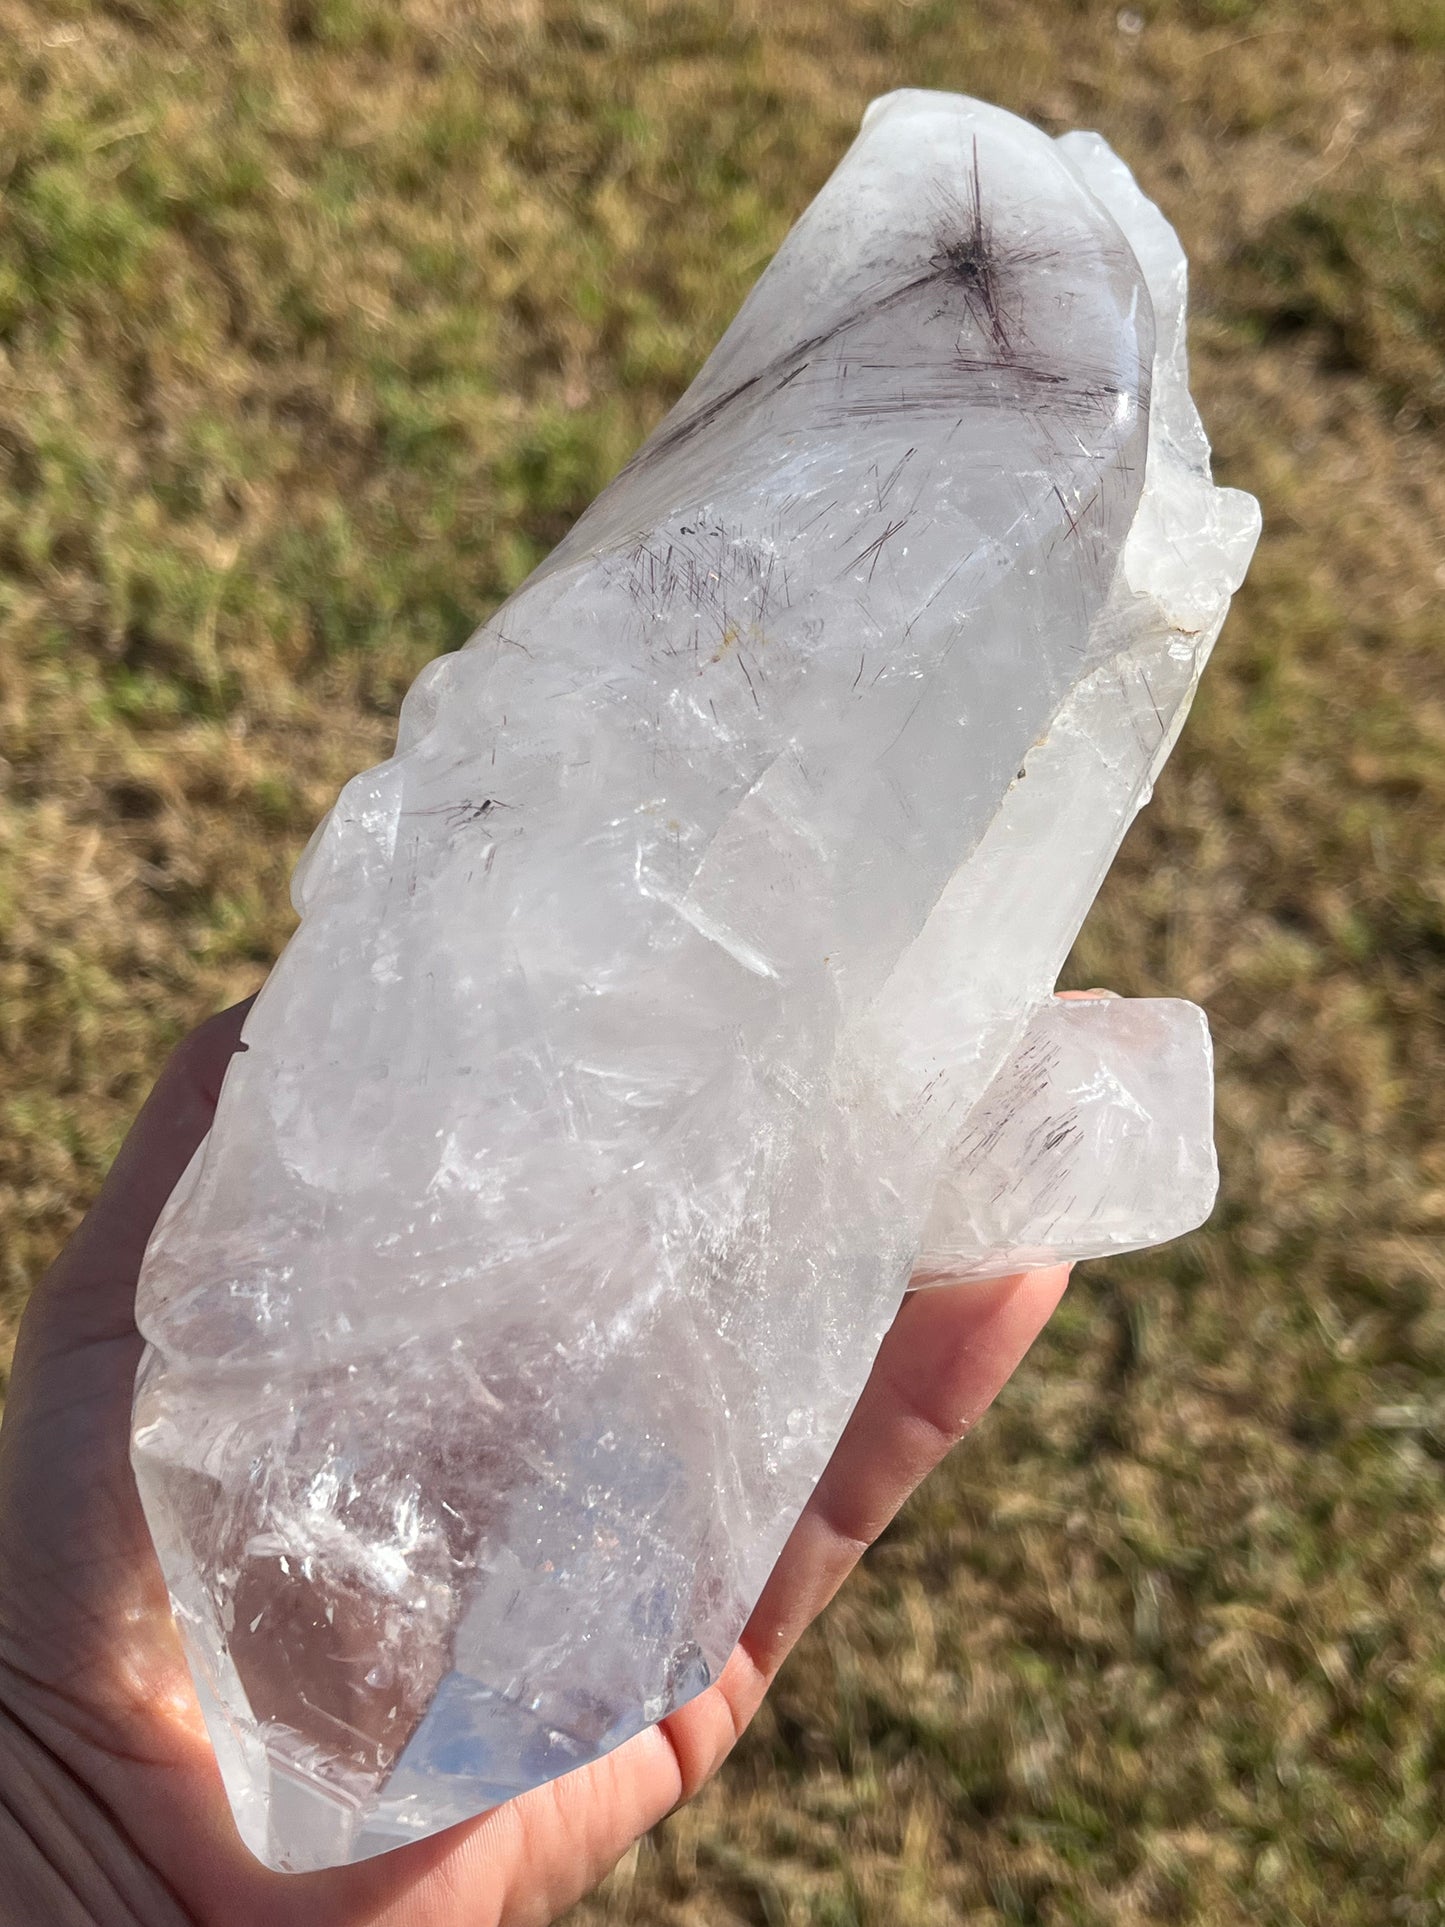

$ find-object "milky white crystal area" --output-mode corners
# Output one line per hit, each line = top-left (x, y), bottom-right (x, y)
(130, 91), (1260, 1871)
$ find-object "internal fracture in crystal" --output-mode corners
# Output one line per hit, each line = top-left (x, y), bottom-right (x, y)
(131, 90), (1260, 1872)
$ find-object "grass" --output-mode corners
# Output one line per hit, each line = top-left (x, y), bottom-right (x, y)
(2, 0), (1443, 1920)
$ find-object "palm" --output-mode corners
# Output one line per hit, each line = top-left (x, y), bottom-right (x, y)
(0, 1005), (1065, 1927)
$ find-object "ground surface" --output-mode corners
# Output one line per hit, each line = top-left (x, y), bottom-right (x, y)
(2, 2), (1443, 1921)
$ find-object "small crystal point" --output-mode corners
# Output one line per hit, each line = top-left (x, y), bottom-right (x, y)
(131, 89), (1259, 1870)
(916, 996), (1218, 1284)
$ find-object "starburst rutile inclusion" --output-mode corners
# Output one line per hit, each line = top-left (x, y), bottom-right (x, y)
(131, 91), (1259, 1871)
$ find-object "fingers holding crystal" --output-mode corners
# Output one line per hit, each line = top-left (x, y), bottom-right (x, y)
(912, 996), (1217, 1287)
(734, 1264), (1069, 1712)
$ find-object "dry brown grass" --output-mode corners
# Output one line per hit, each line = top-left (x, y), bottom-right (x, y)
(3, 1), (1444, 1920)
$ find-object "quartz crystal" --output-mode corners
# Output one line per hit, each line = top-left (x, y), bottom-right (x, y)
(917, 996), (1218, 1282)
(130, 90), (1260, 1872)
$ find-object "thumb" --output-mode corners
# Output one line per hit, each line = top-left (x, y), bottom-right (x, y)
(32, 998), (254, 1347)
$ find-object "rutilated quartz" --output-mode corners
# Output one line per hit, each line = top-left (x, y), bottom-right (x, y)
(131, 91), (1260, 1872)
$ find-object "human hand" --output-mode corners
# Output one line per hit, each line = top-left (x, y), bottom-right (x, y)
(0, 1002), (1067, 1927)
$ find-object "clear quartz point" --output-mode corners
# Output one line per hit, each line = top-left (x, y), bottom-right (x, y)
(130, 89), (1259, 1871)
